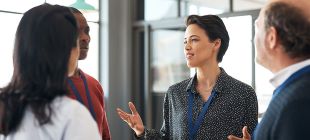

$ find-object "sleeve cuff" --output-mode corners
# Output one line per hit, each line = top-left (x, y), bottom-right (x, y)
(134, 129), (147, 139)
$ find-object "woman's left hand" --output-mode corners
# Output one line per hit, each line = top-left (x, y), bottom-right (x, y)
(117, 102), (145, 136)
(227, 126), (251, 140)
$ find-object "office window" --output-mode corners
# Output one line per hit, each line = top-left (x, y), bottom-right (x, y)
(0, 13), (22, 87)
(255, 64), (274, 115)
(145, 0), (178, 21)
(181, 0), (228, 16)
(233, 0), (265, 12)
(46, 0), (99, 9)
(220, 15), (273, 115)
(151, 30), (189, 92)
(220, 15), (253, 86)
(0, 0), (44, 13)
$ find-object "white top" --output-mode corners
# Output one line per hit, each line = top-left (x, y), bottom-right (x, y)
(0, 96), (101, 140)
(270, 59), (310, 88)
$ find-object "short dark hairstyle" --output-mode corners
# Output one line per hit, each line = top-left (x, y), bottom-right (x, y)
(264, 2), (310, 59)
(0, 3), (78, 135)
(186, 15), (230, 62)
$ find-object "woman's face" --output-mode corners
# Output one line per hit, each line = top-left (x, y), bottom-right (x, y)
(68, 39), (80, 77)
(184, 24), (218, 68)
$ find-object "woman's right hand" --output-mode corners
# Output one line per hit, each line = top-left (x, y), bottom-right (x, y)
(117, 102), (145, 136)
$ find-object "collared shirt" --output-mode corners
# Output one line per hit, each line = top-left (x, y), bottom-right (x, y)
(270, 59), (310, 88)
(139, 68), (258, 140)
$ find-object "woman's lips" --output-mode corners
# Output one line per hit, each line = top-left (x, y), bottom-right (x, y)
(186, 53), (194, 59)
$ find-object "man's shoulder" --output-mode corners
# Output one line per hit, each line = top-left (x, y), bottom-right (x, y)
(268, 74), (310, 113)
(79, 70), (104, 97)
(283, 73), (310, 97)
(80, 70), (101, 84)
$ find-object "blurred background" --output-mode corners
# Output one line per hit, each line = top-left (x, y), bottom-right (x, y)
(0, 0), (273, 139)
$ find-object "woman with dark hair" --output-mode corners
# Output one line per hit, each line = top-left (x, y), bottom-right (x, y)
(0, 4), (100, 140)
(117, 15), (258, 139)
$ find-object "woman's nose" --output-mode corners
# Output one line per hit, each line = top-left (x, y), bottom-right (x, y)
(184, 43), (191, 50)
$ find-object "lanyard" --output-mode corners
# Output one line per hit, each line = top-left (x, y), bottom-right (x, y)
(272, 65), (310, 99)
(67, 71), (97, 122)
(188, 90), (217, 140)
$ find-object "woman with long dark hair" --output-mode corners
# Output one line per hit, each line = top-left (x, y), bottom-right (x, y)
(0, 4), (100, 140)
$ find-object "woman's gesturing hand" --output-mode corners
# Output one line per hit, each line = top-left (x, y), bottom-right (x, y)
(117, 102), (145, 136)
(227, 126), (251, 140)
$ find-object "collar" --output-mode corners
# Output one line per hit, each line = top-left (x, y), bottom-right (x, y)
(186, 68), (227, 95)
(270, 59), (310, 88)
(69, 68), (85, 80)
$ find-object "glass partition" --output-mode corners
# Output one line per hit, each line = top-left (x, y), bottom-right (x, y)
(145, 0), (178, 21)
(220, 15), (253, 86)
(181, 0), (228, 16)
(233, 0), (265, 12)
(255, 64), (274, 116)
(0, 0), (44, 13)
(151, 29), (190, 92)
(0, 13), (22, 87)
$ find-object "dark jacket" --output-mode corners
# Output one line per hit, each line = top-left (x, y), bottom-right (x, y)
(254, 67), (310, 140)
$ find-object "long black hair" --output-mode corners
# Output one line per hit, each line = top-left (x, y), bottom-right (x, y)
(0, 3), (78, 135)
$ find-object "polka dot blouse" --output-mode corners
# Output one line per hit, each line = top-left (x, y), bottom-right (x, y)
(137, 68), (258, 140)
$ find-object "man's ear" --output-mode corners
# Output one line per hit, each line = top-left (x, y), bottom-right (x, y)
(266, 26), (278, 50)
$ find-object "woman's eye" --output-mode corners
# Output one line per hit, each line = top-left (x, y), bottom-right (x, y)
(191, 39), (198, 42)
(183, 41), (187, 44)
